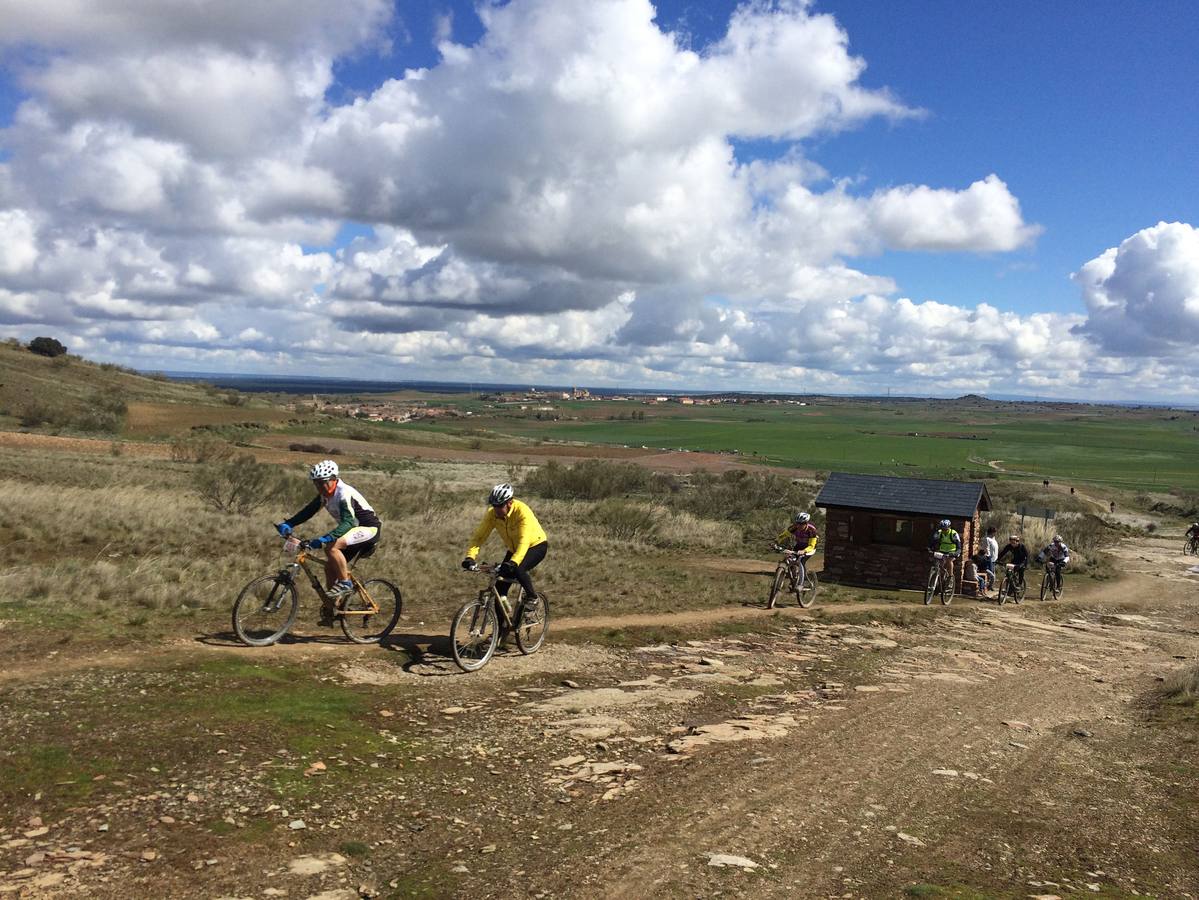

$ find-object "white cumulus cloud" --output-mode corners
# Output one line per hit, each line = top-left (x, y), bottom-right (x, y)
(1074, 221), (1199, 355)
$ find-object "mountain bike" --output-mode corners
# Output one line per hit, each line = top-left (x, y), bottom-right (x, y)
(451, 562), (550, 672)
(995, 563), (1026, 605)
(1039, 562), (1064, 601)
(232, 536), (402, 647)
(1184, 536), (1199, 556)
(766, 545), (818, 609)
(923, 551), (956, 605)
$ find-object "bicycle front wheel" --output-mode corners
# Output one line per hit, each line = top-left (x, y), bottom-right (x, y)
(1185, 540), (1197, 556)
(514, 593), (550, 655)
(1052, 574), (1063, 601)
(939, 567), (953, 605)
(996, 576), (1008, 606)
(767, 567), (786, 609)
(795, 570), (818, 608)
(451, 598), (499, 672)
(923, 568), (938, 605)
(340, 578), (402, 644)
(232, 574), (299, 647)
(1040, 572), (1051, 601)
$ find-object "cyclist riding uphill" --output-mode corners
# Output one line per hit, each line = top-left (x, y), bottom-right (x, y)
(775, 512), (818, 566)
(928, 519), (962, 558)
(1037, 535), (1071, 584)
(461, 483), (547, 607)
(1187, 522), (1199, 541)
(996, 533), (1031, 583)
(275, 460), (380, 607)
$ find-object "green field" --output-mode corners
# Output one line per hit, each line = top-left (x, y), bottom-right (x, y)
(390, 397), (1199, 492)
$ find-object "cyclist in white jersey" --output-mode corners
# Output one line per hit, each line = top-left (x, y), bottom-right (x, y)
(275, 460), (380, 613)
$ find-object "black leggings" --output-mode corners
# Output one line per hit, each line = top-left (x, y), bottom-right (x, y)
(500, 542), (547, 599)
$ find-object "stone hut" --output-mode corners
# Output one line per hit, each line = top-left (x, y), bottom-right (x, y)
(815, 472), (991, 590)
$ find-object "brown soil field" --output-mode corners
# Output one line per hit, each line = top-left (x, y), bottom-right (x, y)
(124, 402), (296, 437)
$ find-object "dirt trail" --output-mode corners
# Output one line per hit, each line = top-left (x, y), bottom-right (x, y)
(4, 536), (1199, 897)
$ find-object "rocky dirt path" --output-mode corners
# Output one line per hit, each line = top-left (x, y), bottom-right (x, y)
(3, 536), (1198, 898)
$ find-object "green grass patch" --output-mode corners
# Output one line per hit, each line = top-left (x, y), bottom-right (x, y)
(0, 744), (118, 806)
(904, 886), (998, 900)
(186, 661), (384, 756)
(339, 840), (371, 858)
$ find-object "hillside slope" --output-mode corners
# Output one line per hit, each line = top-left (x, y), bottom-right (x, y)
(0, 340), (234, 435)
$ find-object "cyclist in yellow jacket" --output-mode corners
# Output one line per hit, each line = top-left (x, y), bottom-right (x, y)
(461, 483), (548, 605)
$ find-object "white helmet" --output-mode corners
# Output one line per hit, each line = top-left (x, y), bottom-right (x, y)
(488, 483), (514, 507)
(310, 459), (338, 481)
(793, 512), (811, 524)
(939, 519), (951, 529)
(1052, 534), (1063, 543)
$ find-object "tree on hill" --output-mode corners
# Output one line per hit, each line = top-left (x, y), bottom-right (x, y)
(28, 336), (68, 357)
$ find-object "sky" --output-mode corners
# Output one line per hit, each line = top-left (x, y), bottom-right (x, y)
(0, 0), (1197, 400)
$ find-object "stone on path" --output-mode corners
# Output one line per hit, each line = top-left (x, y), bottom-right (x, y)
(288, 853), (346, 876)
(705, 852), (759, 869)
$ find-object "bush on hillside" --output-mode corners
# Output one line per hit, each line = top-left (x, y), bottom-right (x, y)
(676, 469), (811, 522)
(590, 499), (659, 541)
(14, 387), (126, 433)
(194, 453), (286, 515)
(522, 459), (653, 500)
(28, 336), (68, 357)
(171, 435), (237, 464)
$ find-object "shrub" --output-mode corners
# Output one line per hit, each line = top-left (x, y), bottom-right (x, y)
(522, 459), (650, 500)
(194, 453), (286, 515)
(14, 392), (124, 433)
(1161, 664), (1199, 705)
(171, 435), (237, 464)
(590, 499), (658, 542)
(287, 442), (344, 455)
(28, 336), (68, 357)
(674, 469), (810, 523)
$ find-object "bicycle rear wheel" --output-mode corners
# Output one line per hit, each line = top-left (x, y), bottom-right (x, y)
(339, 578), (402, 644)
(514, 593), (550, 654)
(923, 568), (938, 605)
(232, 574), (299, 647)
(451, 598), (499, 672)
(767, 567), (787, 609)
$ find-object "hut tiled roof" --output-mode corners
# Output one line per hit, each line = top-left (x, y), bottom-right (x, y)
(815, 472), (990, 518)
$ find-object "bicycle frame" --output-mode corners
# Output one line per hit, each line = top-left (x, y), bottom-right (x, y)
(473, 563), (519, 628)
(281, 546), (381, 617)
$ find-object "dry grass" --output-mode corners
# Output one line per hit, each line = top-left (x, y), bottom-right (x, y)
(1161, 664), (1199, 705)
(0, 447), (777, 647)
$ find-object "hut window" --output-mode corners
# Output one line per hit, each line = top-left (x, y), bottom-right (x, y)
(870, 515), (913, 546)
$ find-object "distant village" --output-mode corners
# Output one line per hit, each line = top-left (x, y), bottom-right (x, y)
(287, 386), (810, 423)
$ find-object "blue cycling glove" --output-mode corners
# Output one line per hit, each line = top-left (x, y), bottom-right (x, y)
(276, 523), (293, 537)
